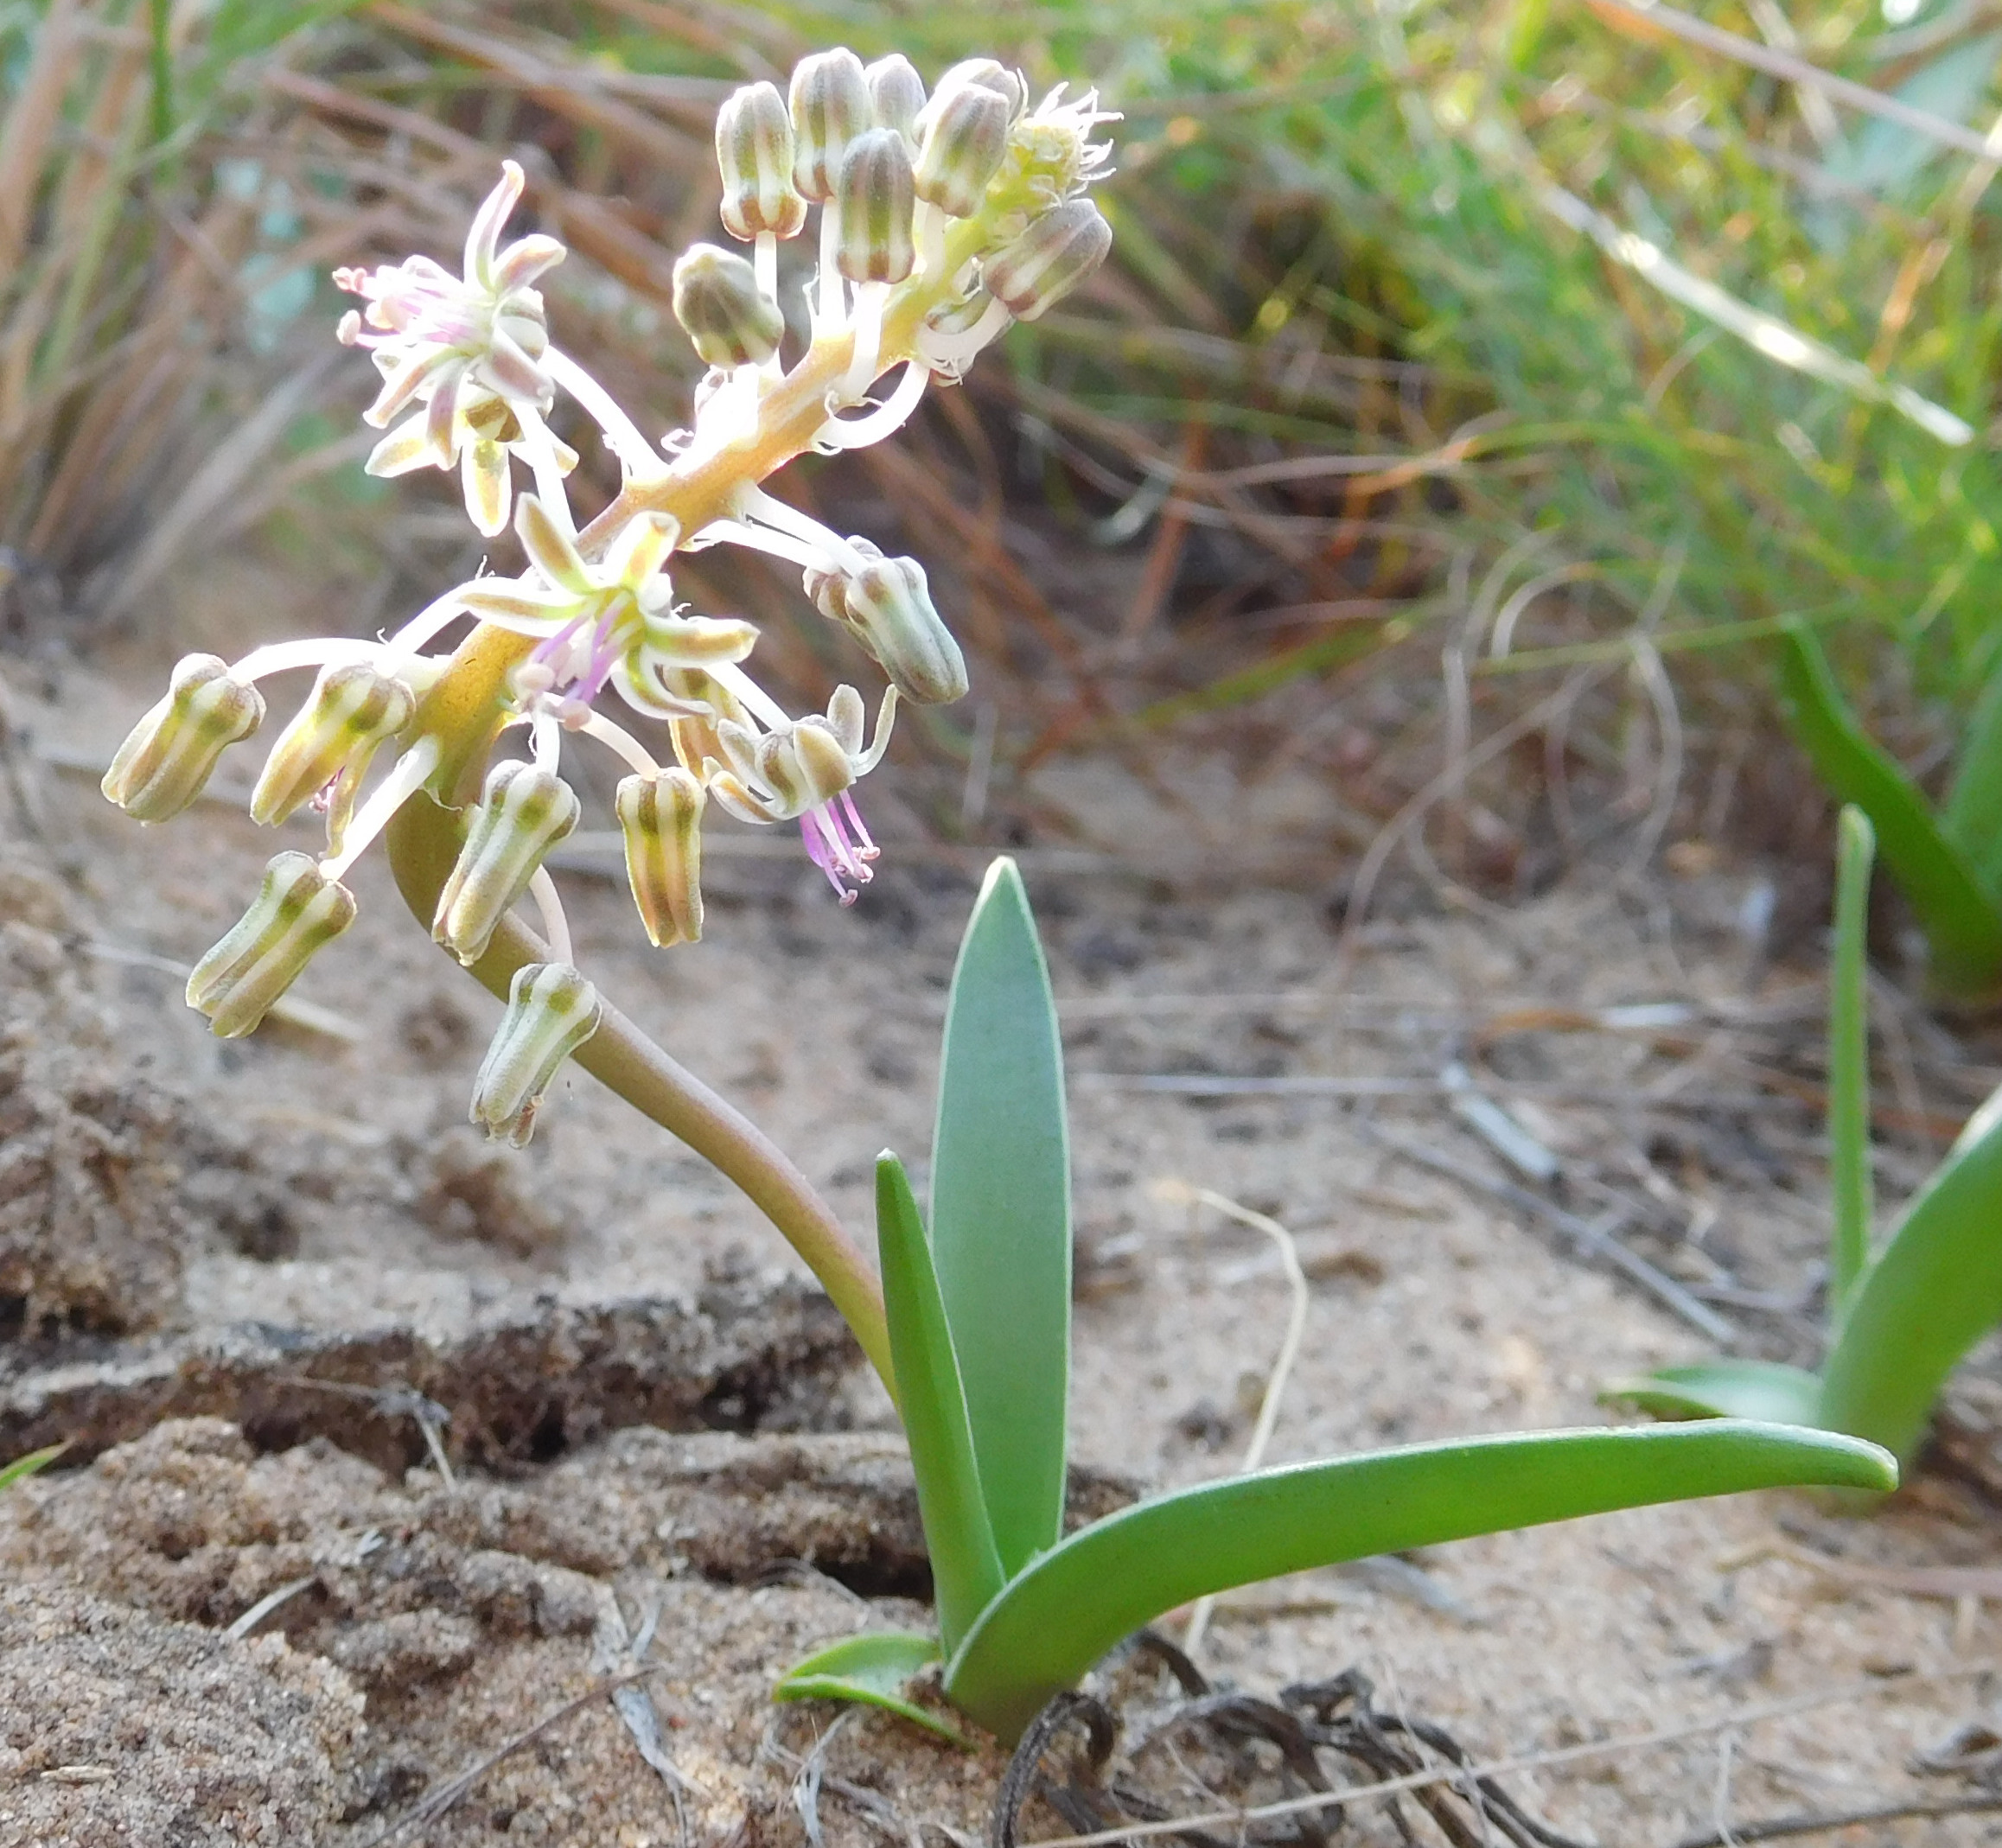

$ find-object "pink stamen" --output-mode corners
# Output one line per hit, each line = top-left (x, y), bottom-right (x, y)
(800, 798), (876, 907)
(530, 615), (589, 673)
(571, 622), (624, 706)
(838, 790), (879, 862)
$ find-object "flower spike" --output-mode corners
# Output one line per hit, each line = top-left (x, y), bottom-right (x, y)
(101, 59), (1119, 1193)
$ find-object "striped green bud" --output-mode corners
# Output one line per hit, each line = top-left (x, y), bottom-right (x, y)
(866, 54), (926, 149)
(846, 555), (967, 705)
(913, 80), (1011, 220)
(833, 128), (915, 284)
(101, 653), (264, 822)
(431, 761), (580, 966)
(187, 851), (355, 1039)
(787, 48), (870, 202)
(250, 661), (414, 825)
(984, 198), (1112, 322)
(470, 961), (602, 1149)
(615, 767), (705, 947)
(806, 544), (966, 705)
(716, 80), (806, 240)
(672, 243), (784, 369)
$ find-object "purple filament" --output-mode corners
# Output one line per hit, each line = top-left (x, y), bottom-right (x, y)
(800, 793), (877, 906)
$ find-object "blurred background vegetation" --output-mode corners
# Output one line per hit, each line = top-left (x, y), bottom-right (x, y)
(6, 0), (1999, 908)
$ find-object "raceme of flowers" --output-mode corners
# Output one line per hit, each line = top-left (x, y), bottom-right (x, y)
(103, 50), (1115, 1147)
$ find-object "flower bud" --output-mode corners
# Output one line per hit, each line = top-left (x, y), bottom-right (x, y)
(432, 761), (581, 966)
(833, 128), (915, 284)
(788, 48), (870, 201)
(913, 81), (1011, 220)
(470, 961), (602, 1148)
(924, 59), (1026, 127)
(101, 653), (264, 822)
(866, 54), (926, 148)
(672, 243), (784, 369)
(615, 767), (705, 947)
(984, 198), (1112, 321)
(716, 80), (807, 240)
(187, 851), (356, 1039)
(250, 661), (415, 825)
(843, 554), (969, 705)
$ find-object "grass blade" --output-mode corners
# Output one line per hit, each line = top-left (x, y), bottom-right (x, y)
(943, 1421), (1895, 1742)
(0, 1442), (67, 1490)
(1601, 1361), (1823, 1424)
(1818, 1082), (2002, 1464)
(1828, 806), (1876, 1322)
(1774, 621), (2002, 999)
(1941, 660), (2002, 900)
(929, 857), (1071, 1577)
(877, 1153), (1005, 1657)
(774, 1631), (972, 1747)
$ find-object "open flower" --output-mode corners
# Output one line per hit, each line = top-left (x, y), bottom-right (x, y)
(460, 497), (756, 718)
(706, 685), (896, 902)
(335, 160), (570, 534)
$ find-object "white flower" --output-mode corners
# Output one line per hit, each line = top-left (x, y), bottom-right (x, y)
(457, 496), (757, 718)
(705, 684), (896, 903)
(335, 161), (569, 534)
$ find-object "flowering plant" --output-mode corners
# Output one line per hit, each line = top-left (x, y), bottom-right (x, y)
(103, 50), (1115, 1390)
(103, 50), (1900, 1746)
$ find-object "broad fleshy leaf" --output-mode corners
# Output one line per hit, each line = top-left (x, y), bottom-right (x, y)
(1600, 1361), (1823, 1425)
(942, 1421), (1896, 1743)
(930, 857), (1071, 1577)
(1828, 806), (1875, 1319)
(1775, 621), (2002, 999)
(774, 1631), (972, 1746)
(1819, 1079), (2002, 1464)
(877, 1153), (1005, 1656)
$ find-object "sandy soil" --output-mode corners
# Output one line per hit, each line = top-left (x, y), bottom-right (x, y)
(3, 623), (2002, 1848)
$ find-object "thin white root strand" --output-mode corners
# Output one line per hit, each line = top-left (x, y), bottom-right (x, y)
(1157, 1179), (1310, 1662)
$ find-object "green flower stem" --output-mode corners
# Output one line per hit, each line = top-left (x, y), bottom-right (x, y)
(385, 792), (896, 1405)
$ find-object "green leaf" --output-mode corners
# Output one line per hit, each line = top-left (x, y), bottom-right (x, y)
(774, 1632), (972, 1748)
(943, 1421), (1896, 1743)
(1942, 654), (2002, 899)
(1828, 806), (1876, 1320)
(0, 1443), (66, 1491)
(1819, 1080), (2002, 1465)
(1774, 621), (2002, 999)
(877, 1153), (1006, 1657)
(1600, 1361), (1824, 1425)
(930, 857), (1071, 1577)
